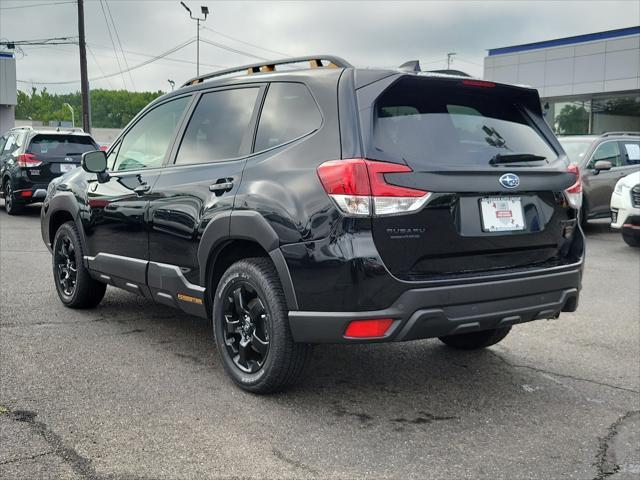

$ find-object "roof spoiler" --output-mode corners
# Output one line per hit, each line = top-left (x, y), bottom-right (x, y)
(397, 62), (472, 78)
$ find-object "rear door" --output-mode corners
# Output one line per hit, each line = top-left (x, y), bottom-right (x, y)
(358, 75), (578, 279)
(148, 85), (263, 287)
(25, 134), (97, 182)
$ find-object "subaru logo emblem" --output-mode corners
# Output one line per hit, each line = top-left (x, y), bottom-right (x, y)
(499, 173), (519, 189)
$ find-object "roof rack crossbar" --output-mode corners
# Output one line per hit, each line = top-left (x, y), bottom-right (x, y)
(181, 55), (352, 87)
(600, 131), (640, 137)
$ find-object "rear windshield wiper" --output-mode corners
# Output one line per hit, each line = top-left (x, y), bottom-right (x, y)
(489, 153), (546, 165)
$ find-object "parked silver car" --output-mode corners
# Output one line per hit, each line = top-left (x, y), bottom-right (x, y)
(558, 132), (640, 225)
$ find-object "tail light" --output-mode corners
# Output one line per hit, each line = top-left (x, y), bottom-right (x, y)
(99, 145), (108, 152)
(564, 163), (582, 209)
(17, 154), (42, 168)
(317, 158), (431, 216)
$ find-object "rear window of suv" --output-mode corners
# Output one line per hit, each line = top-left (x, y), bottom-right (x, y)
(28, 134), (96, 156)
(370, 77), (557, 168)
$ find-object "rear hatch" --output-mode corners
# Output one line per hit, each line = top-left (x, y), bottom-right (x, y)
(358, 75), (581, 280)
(25, 134), (97, 182)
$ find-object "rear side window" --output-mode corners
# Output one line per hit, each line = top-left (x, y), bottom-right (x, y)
(254, 83), (321, 152)
(371, 77), (557, 168)
(622, 141), (640, 164)
(176, 88), (259, 165)
(28, 135), (96, 156)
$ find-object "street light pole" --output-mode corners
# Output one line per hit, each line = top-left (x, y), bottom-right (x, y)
(63, 103), (75, 128)
(77, 0), (91, 133)
(180, 2), (209, 77)
(446, 52), (456, 70)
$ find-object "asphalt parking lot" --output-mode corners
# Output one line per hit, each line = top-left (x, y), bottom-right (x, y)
(0, 204), (638, 480)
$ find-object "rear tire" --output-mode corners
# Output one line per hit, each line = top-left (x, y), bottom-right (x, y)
(439, 327), (511, 350)
(623, 233), (640, 247)
(52, 221), (106, 308)
(4, 180), (24, 216)
(213, 257), (312, 394)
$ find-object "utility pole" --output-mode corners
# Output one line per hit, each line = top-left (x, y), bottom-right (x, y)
(77, 0), (90, 133)
(180, 2), (209, 77)
(446, 52), (456, 70)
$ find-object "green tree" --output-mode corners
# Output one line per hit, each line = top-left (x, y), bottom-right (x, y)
(16, 88), (164, 128)
(555, 104), (589, 135)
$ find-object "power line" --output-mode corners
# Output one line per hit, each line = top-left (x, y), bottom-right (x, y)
(17, 38), (199, 85)
(200, 25), (290, 58)
(199, 37), (270, 61)
(87, 44), (114, 89)
(89, 42), (225, 69)
(1, 36), (78, 46)
(104, 0), (135, 90)
(98, 0), (127, 89)
(0, 1), (74, 10)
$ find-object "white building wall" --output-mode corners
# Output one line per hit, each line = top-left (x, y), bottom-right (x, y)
(0, 53), (17, 131)
(484, 33), (640, 98)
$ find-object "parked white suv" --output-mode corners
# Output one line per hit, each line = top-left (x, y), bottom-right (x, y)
(610, 171), (640, 247)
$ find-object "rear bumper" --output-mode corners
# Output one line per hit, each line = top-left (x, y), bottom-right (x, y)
(288, 262), (582, 343)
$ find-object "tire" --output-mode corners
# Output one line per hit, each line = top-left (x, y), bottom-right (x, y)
(4, 179), (24, 216)
(212, 257), (312, 394)
(52, 221), (106, 308)
(439, 326), (511, 350)
(623, 233), (640, 247)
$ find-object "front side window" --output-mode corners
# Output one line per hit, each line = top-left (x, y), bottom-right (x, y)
(255, 83), (322, 152)
(590, 142), (622, 168)
(113, 96), (190, 172)
(176, 88), (259, 165)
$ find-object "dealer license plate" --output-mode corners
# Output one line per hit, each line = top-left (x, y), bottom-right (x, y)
(480, 197), (525, 232)
(60, 164), (76, 173)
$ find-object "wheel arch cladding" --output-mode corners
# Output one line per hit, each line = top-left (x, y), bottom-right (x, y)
(198, 210), (299, 310)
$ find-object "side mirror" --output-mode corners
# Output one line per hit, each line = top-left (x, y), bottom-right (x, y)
(82, 150), (109, 183)
(593, 160), (612, 173)
(82, 150), (107, 173)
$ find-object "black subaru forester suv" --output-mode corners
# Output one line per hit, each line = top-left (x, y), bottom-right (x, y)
(41, 56), (584, 393)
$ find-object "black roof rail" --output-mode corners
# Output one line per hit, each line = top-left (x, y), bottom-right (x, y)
(181, 55), (353, 88)
(600, 131), (640, 137)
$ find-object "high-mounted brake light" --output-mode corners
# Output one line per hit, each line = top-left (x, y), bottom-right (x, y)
(317, 158), (431, 216)
(564, 163), (582, 210)
(461, 79), (496, 88)
(344, 318), (394, 339)
(17, 153), (42, 168)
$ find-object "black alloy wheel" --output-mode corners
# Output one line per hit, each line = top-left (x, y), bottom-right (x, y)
(54, 234), (78, 297)
(221, 282), (271, 374)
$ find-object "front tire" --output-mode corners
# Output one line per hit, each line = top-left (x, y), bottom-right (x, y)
(52, 221), (106, 308)
(439, 326), (511, 350)
(213, 257), (312, 394)
(4, 180), (24, 216)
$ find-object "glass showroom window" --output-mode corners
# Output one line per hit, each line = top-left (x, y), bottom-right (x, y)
(591, 94), (640, 134)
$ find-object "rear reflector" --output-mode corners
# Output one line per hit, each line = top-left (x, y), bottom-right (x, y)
(564, 163), (582, 210)
(17, 153), (42, 168)
(317, 158), (430, 217)
(19, 190), (33, 198)
(344, 318), (394, 338)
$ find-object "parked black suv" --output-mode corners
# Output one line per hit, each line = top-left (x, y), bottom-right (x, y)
(41, 56), (584, 393)
(1, 127), (100, 215)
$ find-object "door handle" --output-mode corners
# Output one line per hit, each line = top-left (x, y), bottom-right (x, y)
(133, 183), (151, 195)
(209, 180), (234, 193)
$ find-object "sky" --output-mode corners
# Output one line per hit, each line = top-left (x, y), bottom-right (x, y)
(1, 0), (639, 94)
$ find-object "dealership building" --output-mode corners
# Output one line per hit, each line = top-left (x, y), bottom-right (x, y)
(0, 50), (17, 133)
(484, 26), (640, 135)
